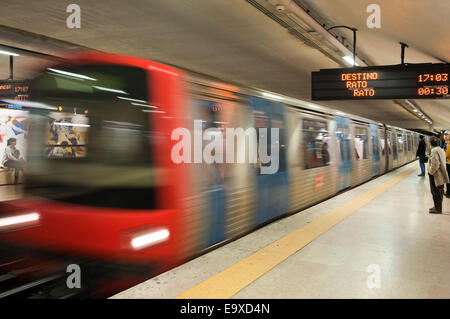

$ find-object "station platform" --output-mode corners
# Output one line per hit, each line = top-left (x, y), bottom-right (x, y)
(111, 161), (450, 299)
(0, 184), (23, 203)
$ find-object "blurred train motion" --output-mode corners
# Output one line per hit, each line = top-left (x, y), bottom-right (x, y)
(0, 52), (425, 297)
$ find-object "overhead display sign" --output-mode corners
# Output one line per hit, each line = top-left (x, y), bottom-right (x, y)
(311, 63), (449, 100)
(0, 80), (31, 102)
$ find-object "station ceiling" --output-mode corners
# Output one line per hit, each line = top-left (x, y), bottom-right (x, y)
(0, 0), (448, 130)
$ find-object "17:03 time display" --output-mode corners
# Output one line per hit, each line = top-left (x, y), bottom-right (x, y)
(417, 87), (448, 96)
(418, 73), (448, 82)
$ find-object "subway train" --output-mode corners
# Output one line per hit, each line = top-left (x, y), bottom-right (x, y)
(0, 52), (424, 296)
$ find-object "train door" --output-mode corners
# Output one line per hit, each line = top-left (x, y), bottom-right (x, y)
(251, 96), (288, 225)
(190, 99), (228, 247)
(414, 133), (419, 156)
(405, 133), (410, 161)
(335, 116), (352, 191)
(378, 125), (387, 174)
(386, 129), (393, 170)
(221, 97), (256, 239)
(350, 123), (372, 186)
(396, 130), (405, 165)
(408, 133), (416, 161)
(370, 124), (380, 176)
(392, 129), (398, 168)
(402, 131), (408, 162)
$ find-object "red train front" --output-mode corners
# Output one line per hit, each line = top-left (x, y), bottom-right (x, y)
(0, 52), (191, 297)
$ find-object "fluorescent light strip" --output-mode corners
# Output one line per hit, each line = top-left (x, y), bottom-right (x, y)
(131, 229), (170, 249)
(53, 122), (90, 128)
(0, 213), (39, 228)
(117, 97), (147, 103)
(93, 86), (128, 94)
(131, 102), (157, 108)
(142, 110), (165, 113)
(405, 100), (413, 107)
(343, 56), (359, 66)
(0, 99), (57, 111)
(262, 92), (283, 100)
(48, 68), (97, 81)
(0, 49), (20, 57)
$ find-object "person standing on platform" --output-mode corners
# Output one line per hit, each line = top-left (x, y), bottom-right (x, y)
(2, 137), (24, 184)
(444, 131), (450, 198)
(416, 135), (426, 176)
(427, 137), (449, 214)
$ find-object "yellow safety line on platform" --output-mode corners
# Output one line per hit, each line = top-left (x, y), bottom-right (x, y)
(176, 165), (416, 299)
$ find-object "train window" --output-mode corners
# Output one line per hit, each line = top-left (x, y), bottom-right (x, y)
(391, 131), (398, 160)
(45, 112), (89, 158)
(33, 64), (148, 99)
(378, 129), (385, 156)
(407, 134), (412, 152)
(380, 137), (385, 156)
(371, 126), (380, 161)
(302, 118), (330, 169)
(32, 65), (152, 165)
(354, 126), (369, 160)
(397, 132), (404, 153)
(25, 64), (159, 210)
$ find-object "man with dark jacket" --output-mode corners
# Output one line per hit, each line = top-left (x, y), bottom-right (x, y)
(416, 135), (426, 176)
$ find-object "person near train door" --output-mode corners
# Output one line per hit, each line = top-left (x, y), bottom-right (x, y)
(416, 135), (426, 176)
(427, 137), (449, 214)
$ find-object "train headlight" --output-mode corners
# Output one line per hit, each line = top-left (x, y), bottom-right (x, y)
(0, 212), (40, 231)
(130, 228), (170, 250)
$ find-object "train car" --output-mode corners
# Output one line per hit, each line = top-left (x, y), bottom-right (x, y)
(286, 107), (338, 213)
(0, 51), (419, 297)
(0, 52), (192, 296)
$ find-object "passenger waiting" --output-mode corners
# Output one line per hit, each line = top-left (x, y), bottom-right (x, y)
(427, 137), (449, 214)
(1, 137), (25, 184)
(416, 135), (427, 176)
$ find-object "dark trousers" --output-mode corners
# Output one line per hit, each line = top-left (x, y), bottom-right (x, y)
(4, 160), (23, 184)
(429, 174), (444, 211)
(446, 164), (450, 195)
